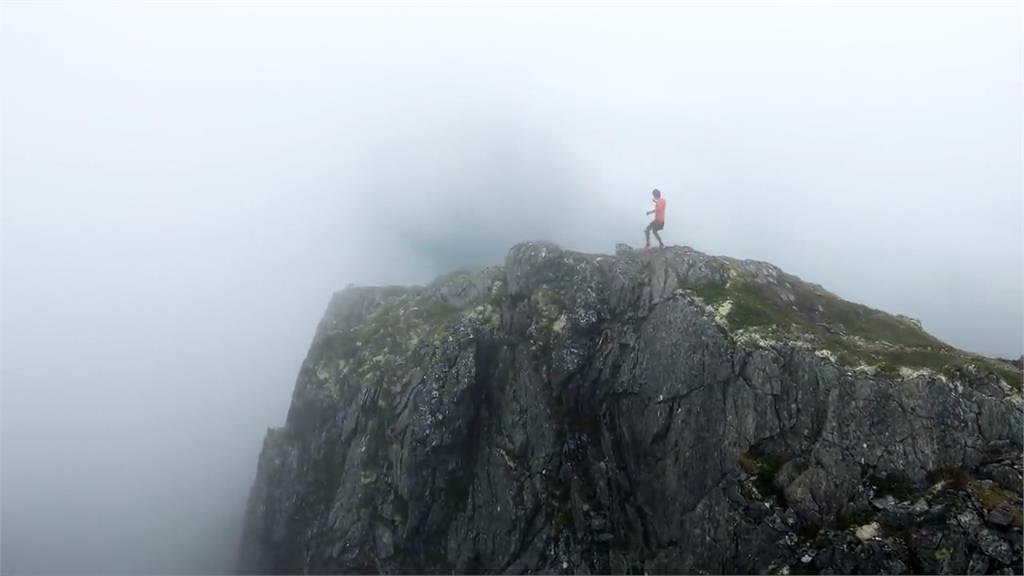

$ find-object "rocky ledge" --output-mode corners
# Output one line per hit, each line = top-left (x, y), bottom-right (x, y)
(239, 242), (1022, 574)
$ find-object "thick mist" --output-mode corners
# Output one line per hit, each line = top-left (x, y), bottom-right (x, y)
(2, 3), (1021, 574)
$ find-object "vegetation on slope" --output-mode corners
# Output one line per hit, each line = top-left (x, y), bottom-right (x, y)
(684, 262), (1020, 391)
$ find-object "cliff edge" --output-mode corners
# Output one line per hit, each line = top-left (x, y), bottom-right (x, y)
(239, 242), (1022, 574)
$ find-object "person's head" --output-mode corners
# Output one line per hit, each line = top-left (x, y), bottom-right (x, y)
(652, 188), (661, 199)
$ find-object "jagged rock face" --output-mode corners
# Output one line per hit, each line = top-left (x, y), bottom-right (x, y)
(239, 242), (1023, 575)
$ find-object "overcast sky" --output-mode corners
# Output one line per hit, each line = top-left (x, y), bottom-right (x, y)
(2, 2), (1021, 574)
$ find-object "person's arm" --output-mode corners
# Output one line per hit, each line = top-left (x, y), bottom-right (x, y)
(646, 209), (655, 215)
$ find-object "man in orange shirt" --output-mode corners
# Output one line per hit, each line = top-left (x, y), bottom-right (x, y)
(645, 188), (666, 249)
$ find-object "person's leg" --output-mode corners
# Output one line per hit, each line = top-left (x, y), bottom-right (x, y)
(644, 222), (652, 247)
(653, 223), (664, 247)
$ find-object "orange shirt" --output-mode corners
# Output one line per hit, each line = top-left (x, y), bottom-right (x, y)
(654, 197), (666, 223)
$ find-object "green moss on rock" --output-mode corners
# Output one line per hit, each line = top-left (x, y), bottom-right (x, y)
(969, 480), (1023, 527)
(685, 268), (1021, 390)
(310, 289), (485, 400)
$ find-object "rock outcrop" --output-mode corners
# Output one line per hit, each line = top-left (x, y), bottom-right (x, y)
(239, 242), (1022, 574)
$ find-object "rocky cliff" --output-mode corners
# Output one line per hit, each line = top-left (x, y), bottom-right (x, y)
(239, 242), (1023, 574)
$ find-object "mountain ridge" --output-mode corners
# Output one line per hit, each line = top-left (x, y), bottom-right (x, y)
(239, 241), (1022, 574)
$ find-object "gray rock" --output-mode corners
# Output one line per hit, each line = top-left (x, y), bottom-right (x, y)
(976, 528), (1014, 565)
(614, 243), (634, 256)
(987, 503), (1016, 527)
(871, 494), (897, 511)
(910, 498), (929, 514)
(238, 242), (1024, 574)
(967, 552), (990, 575)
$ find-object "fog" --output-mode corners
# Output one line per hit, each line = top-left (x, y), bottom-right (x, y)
(1, 3), (1020, 574)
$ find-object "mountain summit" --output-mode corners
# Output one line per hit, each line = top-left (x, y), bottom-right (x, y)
(239, 242), (1022, 574)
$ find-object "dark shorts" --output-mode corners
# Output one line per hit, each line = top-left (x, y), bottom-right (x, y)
(648, 220), (664, 231)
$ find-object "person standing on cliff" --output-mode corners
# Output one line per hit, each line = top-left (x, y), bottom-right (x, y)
(644, 188), (666, 248)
